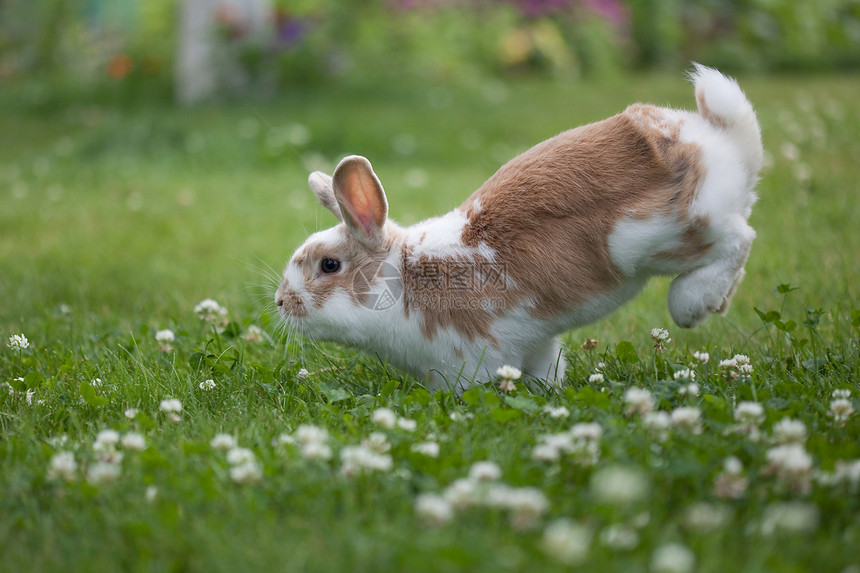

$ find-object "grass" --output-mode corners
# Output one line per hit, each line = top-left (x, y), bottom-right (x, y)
(1, 70), (859, 572)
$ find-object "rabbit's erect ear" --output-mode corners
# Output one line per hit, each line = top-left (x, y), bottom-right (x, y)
(332, 155), (388, 246)
(308, 171), (343, 222)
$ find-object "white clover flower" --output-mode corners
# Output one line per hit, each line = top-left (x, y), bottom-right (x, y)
(678, 383), (699, 398)
(226, 447), (256, 466)
(448, 411), (474, 422)
(124, 408), (139, 420)
(443, 478), (481, 510)
(362, 432), (391, 454)
(496, 365), (521, 392)
(295, 424), (328, 446)
(145, 485), (158, 503)
(194, 298), (224, 322)
(47, 451), (77, 482)
(566, 429), (602, 466)
(600, 524), (639, 551)
(570, 422), (603, 442)
(651, 542), (696, 573)
(692, 351), (710, 364)
(588, 372), (605, 384)
(411, 441), (440, 458)
(541, 519), (592, 565)
(723, 456), (743, 475)
(670, 407), (703, 434)
(155, 329), (174, 352)
(198, 379), (216, 391)
(651, 327), (670, 342)
(643, 411), (672, 442)
(651, 328), (671, 349)
(531, 442), (562, 463)
(533, 427), (600, 466)
(396, 417), (418, 432)
(121, 432), (147, 451)
(780, 141), (800, 161)
(159, 398), (182, 413)
(541, 432), (577, 452)
(414, 493), (454, 526)
(340, 445), (393, 476)
(734, 355), (753, 379)
(624, 387), (655, 417)
(759, 502), (819, 535)
(371, 408), (397, 429)
(829, 398), (855, 424)
(591, 465), (649, 506)
(296, 368), (310, 380)
(87, 461), (122, 485)
(243, 325), (265, 343)
(47, 434), (68, 448)
(93, 429), (121, 452)
(542, 405), (570, 419)
(581, 337), (599, 351)
(210, 433), (238, 450)
(734, 401), (765, 426)
(832, 459), (860, 489)
(496, 365), (522, 381)
(301, 441), (332, 461)
(673, 369), (695, 382)
(498, 379), (516, 392)
(230, 461), (263, 484)
(832, 389), (851, 399)
(469, 461), (502, 482)
(764, 443), (814, 494)
(772, 417), (807, 445)
(683, 502), (732, 532)
(7, 334), (30, 351)
(498, 486), (549, 529)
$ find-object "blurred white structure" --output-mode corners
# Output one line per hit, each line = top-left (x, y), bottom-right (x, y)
(176, 0), (271, 104)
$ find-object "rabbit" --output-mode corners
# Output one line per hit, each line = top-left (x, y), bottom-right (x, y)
(275, 64), (763, 393)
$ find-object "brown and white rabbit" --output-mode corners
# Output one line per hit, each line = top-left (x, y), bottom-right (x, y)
(276, 64), (763, 393)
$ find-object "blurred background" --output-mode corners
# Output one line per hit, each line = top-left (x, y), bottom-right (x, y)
(2, 0), (859, 104)
(1, 0), (858, 348)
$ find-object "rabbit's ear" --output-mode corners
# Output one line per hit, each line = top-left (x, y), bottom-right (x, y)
(308, 171), (343, 222)
(332, 156), (388, 246)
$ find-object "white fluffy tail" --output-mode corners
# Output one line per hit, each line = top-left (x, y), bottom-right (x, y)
(690, 63), (763, 183)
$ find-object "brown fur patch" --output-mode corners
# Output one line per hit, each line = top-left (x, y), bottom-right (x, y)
(458, 104), (705, 319)
(654, 216), (713, 262)
(400, 245), (515, 345)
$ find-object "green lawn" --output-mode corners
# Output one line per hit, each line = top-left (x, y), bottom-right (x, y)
(1, 71), (858, 572)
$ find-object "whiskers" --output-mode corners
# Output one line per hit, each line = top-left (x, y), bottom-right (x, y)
(240, 255), (335, 370)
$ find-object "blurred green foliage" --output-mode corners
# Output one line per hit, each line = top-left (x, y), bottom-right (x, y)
(1, 0), (859, 102)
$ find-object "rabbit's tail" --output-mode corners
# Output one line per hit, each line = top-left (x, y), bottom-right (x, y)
(690, 63), (763, 180)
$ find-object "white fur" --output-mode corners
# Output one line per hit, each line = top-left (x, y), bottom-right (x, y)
(408, 210), (496, 262)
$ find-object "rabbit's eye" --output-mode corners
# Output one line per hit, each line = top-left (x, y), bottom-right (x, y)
(320, 258), (341, 274)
